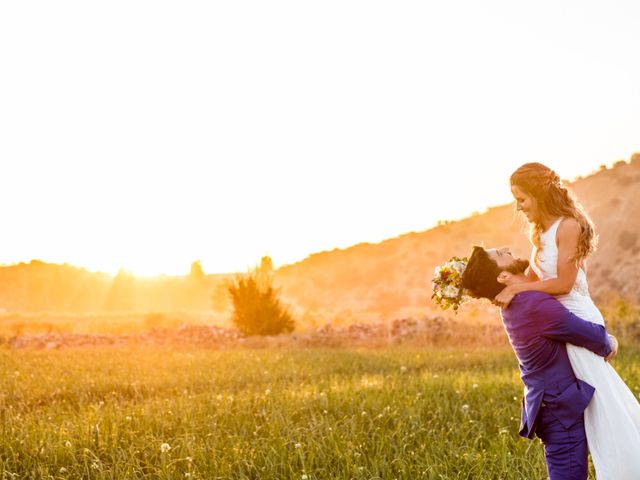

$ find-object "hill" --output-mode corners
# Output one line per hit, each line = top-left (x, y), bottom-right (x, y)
(1, 156), (638, 330)
(275, 156), (640, 323)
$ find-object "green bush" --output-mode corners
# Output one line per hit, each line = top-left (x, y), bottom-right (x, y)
(227, 263), (295, 336)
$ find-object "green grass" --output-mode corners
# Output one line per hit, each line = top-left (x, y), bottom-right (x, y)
(2, 345), (639, 479)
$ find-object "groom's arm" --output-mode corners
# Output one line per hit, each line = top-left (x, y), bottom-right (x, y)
(532, 294), (612, 357)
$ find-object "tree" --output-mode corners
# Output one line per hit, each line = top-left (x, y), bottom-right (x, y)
(104, 268), (135, 311)
(227, 256), (294, 336)
(188, 260), (205, 282)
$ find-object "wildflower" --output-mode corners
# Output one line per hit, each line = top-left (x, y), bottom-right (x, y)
(160, 443), (171, 453)
(91, 462), (100, 470)
(126, 416), (132, 421)
(400, 365), (408, 373)
(216, 394), (223, 400)
(294, 443), (302, 449)
(264, 389), (271, 395)
(301, 475), (309, 480)
(472, 383), (478, 389)
(361, 411), (367, 416)
(443, 284), (459, 298)
(64, 440), (72, 448)
(499, 428), (509, 434)
(59, 467), (68, 474)
(461, 404), (470, 411)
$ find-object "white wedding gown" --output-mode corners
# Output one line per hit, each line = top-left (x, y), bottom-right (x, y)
(531, 218), (640, 479)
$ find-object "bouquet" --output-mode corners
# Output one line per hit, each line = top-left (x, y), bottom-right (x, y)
(431, 256), (470, 312)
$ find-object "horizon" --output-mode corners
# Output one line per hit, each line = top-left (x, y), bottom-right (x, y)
(2, 1), (639, 276)
(0, 157), (629, 277)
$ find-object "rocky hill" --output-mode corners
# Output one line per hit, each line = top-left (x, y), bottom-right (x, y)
(275, 156), (640, 323)
(1, 156), (638, 330)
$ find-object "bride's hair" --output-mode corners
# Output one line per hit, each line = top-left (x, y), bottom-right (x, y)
(510, 162), (597, 263)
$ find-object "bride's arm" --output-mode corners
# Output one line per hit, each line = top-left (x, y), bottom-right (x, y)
(496, 218), (581, 308)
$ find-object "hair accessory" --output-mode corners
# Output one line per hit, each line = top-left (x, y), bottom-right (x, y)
(431, 256), (470, 312)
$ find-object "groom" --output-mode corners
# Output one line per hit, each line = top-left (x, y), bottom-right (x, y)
(460, 246), (617, 480)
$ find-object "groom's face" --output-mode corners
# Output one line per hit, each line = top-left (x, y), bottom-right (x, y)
(486, 248), (529, 274)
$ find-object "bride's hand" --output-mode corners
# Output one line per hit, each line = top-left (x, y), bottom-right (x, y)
(494, 286), (517, 309)
(605, 334), (619, 362)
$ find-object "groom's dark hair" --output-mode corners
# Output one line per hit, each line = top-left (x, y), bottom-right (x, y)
(461, 246), (505, 300)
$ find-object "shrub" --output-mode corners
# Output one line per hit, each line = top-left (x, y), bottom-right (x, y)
(618, 231), (638, 250)
(227, 263), (295, 336)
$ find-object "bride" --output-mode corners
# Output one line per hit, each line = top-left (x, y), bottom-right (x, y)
(495, 162), (640, 479)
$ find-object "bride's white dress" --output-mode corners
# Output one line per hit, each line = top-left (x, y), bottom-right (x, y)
(531, 218), (640, 479)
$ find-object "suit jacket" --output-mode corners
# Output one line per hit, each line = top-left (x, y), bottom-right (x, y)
(501, 291), (612, 438)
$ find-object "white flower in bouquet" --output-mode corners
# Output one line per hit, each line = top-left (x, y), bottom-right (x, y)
(430, 256), (469, 312)
(444, 284), (459, 298)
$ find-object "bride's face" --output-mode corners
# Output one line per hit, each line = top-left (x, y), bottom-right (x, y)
(511, 184), (539, 223)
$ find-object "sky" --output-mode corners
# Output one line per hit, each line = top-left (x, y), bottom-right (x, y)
(1, 1), (639, 276)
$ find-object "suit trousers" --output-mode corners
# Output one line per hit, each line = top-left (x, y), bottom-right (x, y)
(535, 406), (588, 480)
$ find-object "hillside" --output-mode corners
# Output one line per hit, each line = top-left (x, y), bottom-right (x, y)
(275, 156), (640, 322)
(0, 156), (638, 328)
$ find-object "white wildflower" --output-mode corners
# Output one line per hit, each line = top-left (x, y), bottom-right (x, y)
(443, 285), (459, 298)
(160, 443), (171, 453)
(452, 260), (467, 274)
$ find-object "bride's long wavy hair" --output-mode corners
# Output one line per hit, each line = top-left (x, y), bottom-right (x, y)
(510, 162), (597, 263)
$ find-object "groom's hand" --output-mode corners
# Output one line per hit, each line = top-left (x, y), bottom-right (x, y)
(605, 334), (619, 362)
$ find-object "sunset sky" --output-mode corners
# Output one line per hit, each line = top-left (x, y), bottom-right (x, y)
(1, 1), (639, 276)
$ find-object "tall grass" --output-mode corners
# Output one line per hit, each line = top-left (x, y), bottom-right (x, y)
(2, 345), (639, 479)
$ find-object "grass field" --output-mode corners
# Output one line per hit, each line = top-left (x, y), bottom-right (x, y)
(2, 345), (640, 479)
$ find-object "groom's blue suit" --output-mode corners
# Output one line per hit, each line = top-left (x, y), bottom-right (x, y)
(501, 291), (612, 480)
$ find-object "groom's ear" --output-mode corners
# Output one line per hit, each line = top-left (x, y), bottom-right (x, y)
(496, 271), (510, 285)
